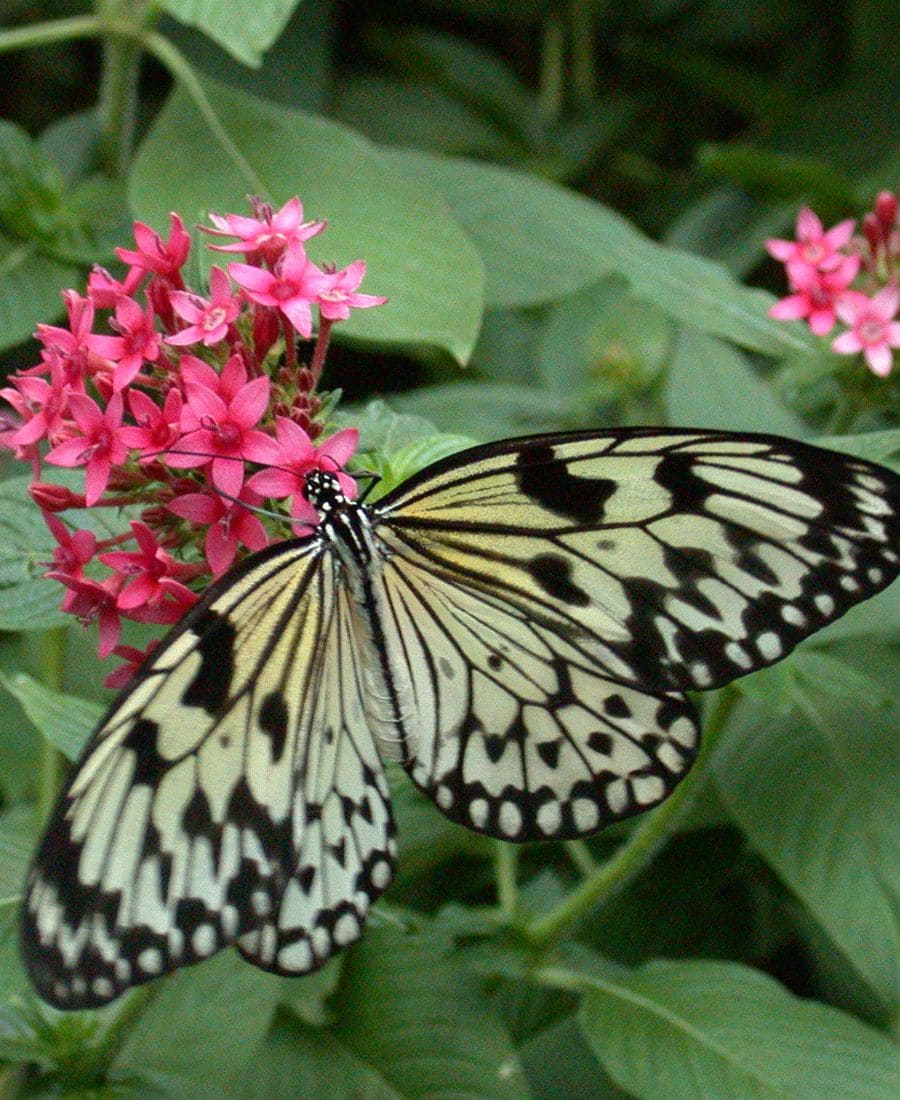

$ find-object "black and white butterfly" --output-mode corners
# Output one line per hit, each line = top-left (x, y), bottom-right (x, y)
(22, 428), (899, 1008)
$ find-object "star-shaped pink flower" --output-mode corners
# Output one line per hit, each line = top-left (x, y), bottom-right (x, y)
(205, 197), (325, 266)
(768, 256), (860, 336)
(766, 208), (856, 282)
(833, 285), (900, 377)
(166, 373), (280, 497)
(167, 267), (240, 347)
(229, 245), (329, 337)
(45, 392), (129, 505)
(167, 486), (269, 574)
(316, 260), (387, 321)
(116, 213), (191, 281)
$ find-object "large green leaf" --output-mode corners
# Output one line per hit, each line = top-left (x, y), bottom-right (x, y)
(577, 959), (898, 1099)
(665, 327), (808, 435)
(161, 0), (301, 66)
(330, 926), (528, 1098)
(0, 672), (100, 762)
(130, 79), (484, 363)
(713, 667), (899, 1009)
(113, 951), (285, 1099)
(388, 152), (816, 357)
(0, 233), (73, 351)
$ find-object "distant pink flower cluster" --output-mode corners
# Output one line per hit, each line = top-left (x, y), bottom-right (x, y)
(0, 198), (385, 682)
(767, 191), (899, 377)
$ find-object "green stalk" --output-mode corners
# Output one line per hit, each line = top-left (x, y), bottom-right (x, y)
(36, 627), (68, 826)
(0, 15), (102, 55)
(538, 14), (565, 127)
(494, 841), (519, 920)
(525, 688), (737, 947)
(568, 0), (598, 110)
(96, 29), (143, 178)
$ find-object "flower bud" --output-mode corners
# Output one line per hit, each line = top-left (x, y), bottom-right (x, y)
(875, 191), (897, 233)
(30, 482), (84, 511)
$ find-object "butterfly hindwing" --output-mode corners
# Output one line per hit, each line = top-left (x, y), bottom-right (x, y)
(379, 553), (699, 839)
(21, 538), (395, 1008)
(376, 429), (899, 694)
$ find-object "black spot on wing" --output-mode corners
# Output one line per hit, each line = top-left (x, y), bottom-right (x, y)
(528, 553), (592, 607)
(515, 441), (616, 524)
(182, 609), (235, 714)
(259, 692), (289, 763)
(123, 719), (166, 785)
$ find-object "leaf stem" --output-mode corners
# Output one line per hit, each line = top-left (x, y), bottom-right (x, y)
(524, 688), (738, 947)
(0, 14), (102, 55)
(36, 627), (68, 826)
(140, 30), (268, 195)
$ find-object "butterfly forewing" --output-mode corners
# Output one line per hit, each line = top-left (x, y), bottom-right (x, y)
(375, 430), (899, 694)
(21, 538), (395, 1008)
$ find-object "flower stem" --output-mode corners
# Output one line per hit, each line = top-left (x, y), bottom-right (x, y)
(524, 688), (738, 947)
(96, 29), (143, 178)
(567, 0), (597, 110)
(538, 14), (565, 127)
(494, 841), (519, 920)
(309, 319), (333, 389)
(36, 627), (69, 826)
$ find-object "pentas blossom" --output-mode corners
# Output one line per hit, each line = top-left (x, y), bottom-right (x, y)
(768, 190), (899, 377)
(833, 285), (900, 377)
(0, 196), (386, 679)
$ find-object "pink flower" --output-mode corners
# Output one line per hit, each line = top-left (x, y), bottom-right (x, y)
(100, 520), (197, 612)
(167, 267), (240, 347)
(177, 354), (249, 424)
(247, 419), (358, 531)
(116, 213), (191, 282)
(167, 373), (280, 496)
(168, 486), (269, 574)
(766, 208), (855, 281)
(105, 642), (158, 689)
(99, 297), (161, 390)
(119, 387), (184, 462)
(768, 256), (860, 336)
(45, 392), (129, 505)
(33, 291), (113, 389)
(229, 245), (329, 337)
(316, 260), (387, 321)
(87, 265), (143, 308)
(8, 359), (71, 446)
(45, 573), (124, 657)
(833, 285), (900, 377)
(42, 511), (97, 583)
(205, 197), (325, 266)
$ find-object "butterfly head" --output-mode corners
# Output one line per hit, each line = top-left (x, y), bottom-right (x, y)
(302, 468), (349, 515)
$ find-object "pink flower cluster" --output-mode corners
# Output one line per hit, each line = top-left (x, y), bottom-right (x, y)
(767, 191), (899, 377)
(0, 197), (385, 682)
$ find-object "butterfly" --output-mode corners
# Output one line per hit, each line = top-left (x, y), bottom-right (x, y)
(21, 428), (899, 1008)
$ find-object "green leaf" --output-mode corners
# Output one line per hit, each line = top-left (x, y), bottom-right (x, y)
(131, 79), (484, 363)
(113, 951), (285, 1099)
(0, 472), (136, 632)
(578, 959), (899, 1099)
(0, 805), (33, 935)
(160, 0), (301, 67)
(388, 150), (627, 309)
(713, 678), (899, 1009)
(0, 671), (101, 761)
(331, 926), (528, 1098)
(333, 400), (441, 456)
(665, 327), (809, 435)
(388, 382), (572, 439)
(234, 1009), (397, 1099)
(697, 144), (858, 206)
(0, 232), (75, 351)
(388, 152), (815, 356)
(815, 429), (900, 465)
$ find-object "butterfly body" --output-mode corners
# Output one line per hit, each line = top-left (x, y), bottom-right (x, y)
(307, 468), (419, 763)
(22, 428), (899, 1008)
